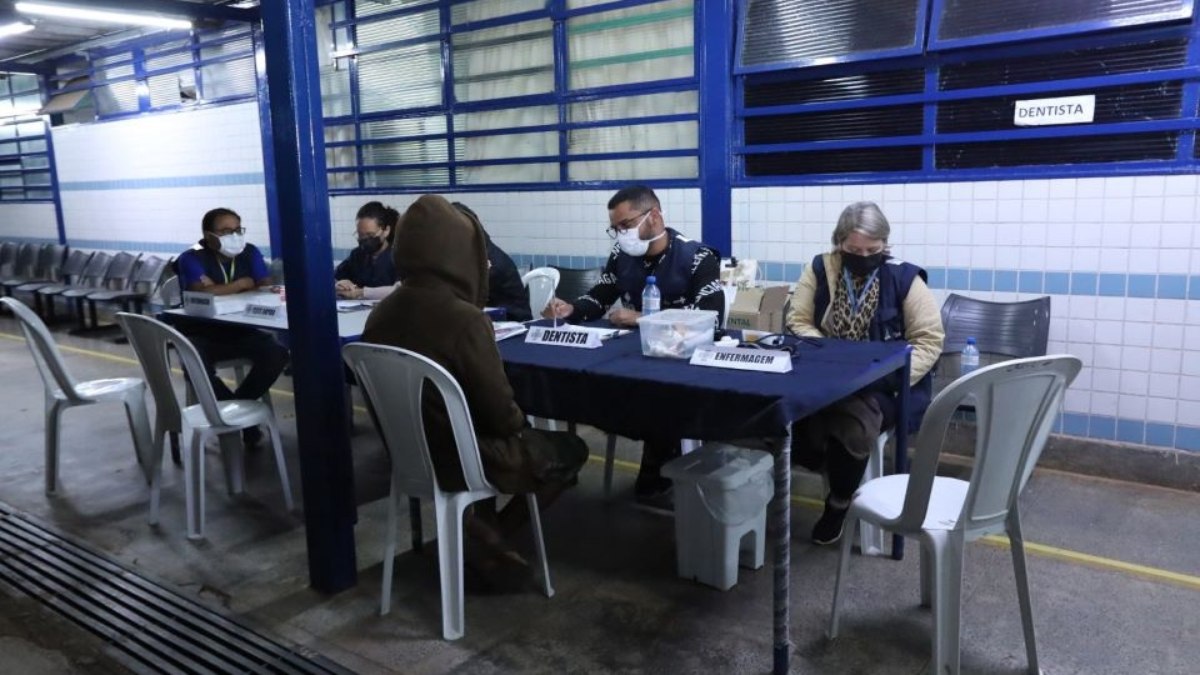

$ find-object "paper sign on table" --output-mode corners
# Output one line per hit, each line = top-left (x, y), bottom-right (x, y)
(525, 325), (602, 349)
(689, 346), (792, 373)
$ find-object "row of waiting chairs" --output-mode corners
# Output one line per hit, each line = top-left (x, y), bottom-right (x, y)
(0, 241), (170, 330)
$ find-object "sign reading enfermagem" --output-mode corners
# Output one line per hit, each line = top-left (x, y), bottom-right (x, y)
(1014, 94), (1095, 126)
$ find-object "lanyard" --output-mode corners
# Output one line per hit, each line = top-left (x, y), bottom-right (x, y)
(214, 253), (236, 285)
(842, 268), (879, 316)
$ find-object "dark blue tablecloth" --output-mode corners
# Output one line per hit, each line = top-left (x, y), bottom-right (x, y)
(499, 323), (910, 441)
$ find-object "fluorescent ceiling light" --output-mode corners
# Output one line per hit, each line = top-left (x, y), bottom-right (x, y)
(15, 2), (193, 30)
(0, 22), (35, 38)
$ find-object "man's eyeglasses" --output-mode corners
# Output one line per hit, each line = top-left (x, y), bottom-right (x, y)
(605, 208), (652, 239)
(215, 227), (246, 236)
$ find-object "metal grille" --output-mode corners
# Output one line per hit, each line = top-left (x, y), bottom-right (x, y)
(0, 504), (351, 675)
(939, 39), (1189, 89)
(738, 0), (922, 70)
(936, 0), (1194, 43)
(937, 132), (1179, 169)
(745, 146), (922, 176)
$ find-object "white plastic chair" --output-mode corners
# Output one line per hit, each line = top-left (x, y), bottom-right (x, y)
(115, 313), (294, 539)
(521, 266), (559, 319)
(828, 355), (1082, 675)
(342, 342), (553, 640)
(0, 297), (152, 495)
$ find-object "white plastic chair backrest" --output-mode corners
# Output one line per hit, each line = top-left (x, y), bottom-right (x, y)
(112, 312), (228, 426)
(899, 355), (1082, 535)
(159, 275), (182, 308)
(115, 313), (183, 425)
(522, 267), (559, 318)
(0, 297), (84, 403)
(343, 343), (492, 499)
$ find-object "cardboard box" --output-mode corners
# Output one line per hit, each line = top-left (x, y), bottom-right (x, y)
(725, 285), (790, 333)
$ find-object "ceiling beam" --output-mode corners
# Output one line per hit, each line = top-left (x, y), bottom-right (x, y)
(40, 1), (260, 24)
(0, 59), (53, 74)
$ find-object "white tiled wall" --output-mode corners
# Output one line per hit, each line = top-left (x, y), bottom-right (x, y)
(51, 103), (269, 255)
(733, 178), (1200, 449)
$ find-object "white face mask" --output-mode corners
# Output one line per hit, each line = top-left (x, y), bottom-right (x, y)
(615, 212), (665, 257)
(217, 233), (245, 258)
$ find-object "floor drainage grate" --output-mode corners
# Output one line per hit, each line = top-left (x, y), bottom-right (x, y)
(0, 504), (351, 675)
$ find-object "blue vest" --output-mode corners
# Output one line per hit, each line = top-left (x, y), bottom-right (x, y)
(811, 254), (933, 433)
(613, 228), (712, 311)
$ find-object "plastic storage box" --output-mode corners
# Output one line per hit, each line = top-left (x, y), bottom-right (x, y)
(636, 308), (718, 359)
(662, 443), (774, 590)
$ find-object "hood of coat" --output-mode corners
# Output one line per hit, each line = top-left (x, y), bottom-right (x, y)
(394, 194), (489, 307)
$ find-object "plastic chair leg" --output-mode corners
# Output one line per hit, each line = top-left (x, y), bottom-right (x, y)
(603, 434), (618, 499)
(858, 433), (888, 557)
(827, 512), (858, 639)
(436, 496), (468, 640)
(526, 493), (554, 598)
(184, 428), (207, 540)
(380, 482), (399, 616)
(121, 389), (154, 479)
(266, 419), (294, 511)
(1007, 506), (1040, 674)
(43, 398), (66, 495)
(931, 531), (965, 675)
(218, 432), (245, 496)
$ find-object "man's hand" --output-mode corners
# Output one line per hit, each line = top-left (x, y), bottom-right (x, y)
(237, 276), (257, 292)
(543, 297), (574, 320)
(336, 284), (363, 299)
(608, 308), (641, 327)
(335, 279), (356, 292)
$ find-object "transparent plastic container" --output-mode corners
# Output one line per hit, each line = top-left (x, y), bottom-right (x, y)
(636, 308), (718, 359)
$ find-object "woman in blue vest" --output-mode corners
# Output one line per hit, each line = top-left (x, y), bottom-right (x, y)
(334, 201), (400, 300)
(786, 202), (944, 545)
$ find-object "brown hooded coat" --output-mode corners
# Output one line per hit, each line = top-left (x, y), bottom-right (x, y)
(361, 195), (542, 493)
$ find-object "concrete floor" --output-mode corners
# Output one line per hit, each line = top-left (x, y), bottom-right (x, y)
(0, 313), (1197, 674)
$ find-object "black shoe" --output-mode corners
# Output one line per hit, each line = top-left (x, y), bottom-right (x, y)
(634, 473), (674, 513)
(242, 426), (263, 449)
(812, 501), (849, 545)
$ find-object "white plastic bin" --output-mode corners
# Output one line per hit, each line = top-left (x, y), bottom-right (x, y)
(662, 443), (774, 590)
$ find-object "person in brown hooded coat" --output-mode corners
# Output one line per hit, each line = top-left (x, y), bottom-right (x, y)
(362, 194), (587, 588)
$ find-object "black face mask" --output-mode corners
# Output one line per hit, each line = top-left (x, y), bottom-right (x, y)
(841, 251), (886, 277)
(358, 235), (384, 255)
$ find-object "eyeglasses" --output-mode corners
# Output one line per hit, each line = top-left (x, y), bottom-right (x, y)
(841, 243), (886, 256)
(605, 209), (652, 239)
(214, 227), (246, 236)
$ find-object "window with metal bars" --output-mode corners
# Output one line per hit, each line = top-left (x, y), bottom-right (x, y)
(736, 0), (1200, 184)
(0, 73), (54, 202)
(319, 0), (699, 192)
(45, 26), (258, 125)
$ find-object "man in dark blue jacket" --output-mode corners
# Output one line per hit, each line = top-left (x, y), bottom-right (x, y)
(545, 185), (725, 508)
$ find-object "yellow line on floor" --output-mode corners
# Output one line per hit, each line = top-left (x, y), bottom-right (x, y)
(589, 452), (1200, 591)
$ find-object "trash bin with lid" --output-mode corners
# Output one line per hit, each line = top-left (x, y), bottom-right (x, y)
(662, 443), (774, 590)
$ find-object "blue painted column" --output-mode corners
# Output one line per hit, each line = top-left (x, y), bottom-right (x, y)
(698, 0), (734, 256)
(259, 0), (358, 593)
(254, 26), (284, 258)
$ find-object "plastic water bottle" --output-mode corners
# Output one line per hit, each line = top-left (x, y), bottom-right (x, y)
(642, 275), (661, 315)
(961, 337), (980, 376)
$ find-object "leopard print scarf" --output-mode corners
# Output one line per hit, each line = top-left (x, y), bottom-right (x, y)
(825, 272), (880, 341)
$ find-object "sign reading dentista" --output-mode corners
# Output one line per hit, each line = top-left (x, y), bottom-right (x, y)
(1013, 94), (1096, 126)
(525, 326), (602, 349)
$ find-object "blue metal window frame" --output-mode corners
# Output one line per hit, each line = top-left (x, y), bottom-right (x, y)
(45, 26), (259, 122)
(735, 19), (1200, 186)
(733, 0), (929, 76)
(0, 74), (56, 204)
(928, 0), (1195, 51)
(322, 0), (701, 194)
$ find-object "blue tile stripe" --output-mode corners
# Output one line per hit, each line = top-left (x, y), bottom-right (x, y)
(741, 260), (1199, 300)
(59, 172), (265, 191)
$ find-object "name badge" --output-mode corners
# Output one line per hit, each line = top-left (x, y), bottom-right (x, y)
(689, 346), (792, 373)
(525, 326), (602, 349)
(244, 303), (285, 321)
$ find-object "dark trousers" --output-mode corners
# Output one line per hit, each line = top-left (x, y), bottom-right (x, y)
(640, 437), (681, 475)
(792, 391), (897, 501)
(186, 325), (289, 401)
